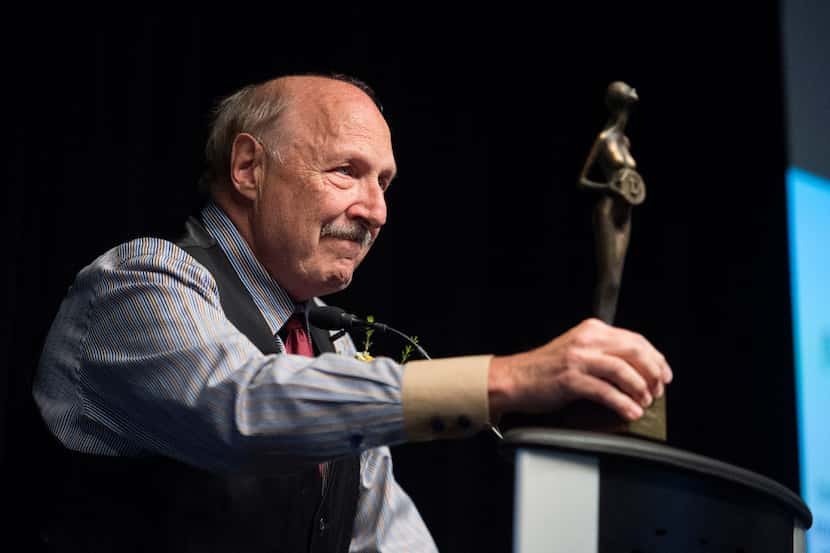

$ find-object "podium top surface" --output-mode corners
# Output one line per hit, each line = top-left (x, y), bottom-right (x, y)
(501, 427), (812, 528)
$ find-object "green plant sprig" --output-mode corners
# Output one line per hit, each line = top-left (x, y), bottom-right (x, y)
(362, 315), (375, 354)
(400, 336), (419, 364)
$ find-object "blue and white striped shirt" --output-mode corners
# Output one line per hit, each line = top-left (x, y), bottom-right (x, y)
(33, 201), (438, 552)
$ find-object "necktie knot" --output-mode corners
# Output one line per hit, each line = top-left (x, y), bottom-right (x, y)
(281, 314), (305, 334)
(280, 314), (314, 357)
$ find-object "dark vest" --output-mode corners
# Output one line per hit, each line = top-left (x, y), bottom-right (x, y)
(42, 217), (360, 553)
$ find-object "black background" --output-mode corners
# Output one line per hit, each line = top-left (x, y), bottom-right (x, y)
(3, 6), (799, 551)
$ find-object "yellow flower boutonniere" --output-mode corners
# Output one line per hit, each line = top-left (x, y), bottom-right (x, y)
(354, 351), (375, 362)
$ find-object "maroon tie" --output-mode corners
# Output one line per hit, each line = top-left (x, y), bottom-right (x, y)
(280, 314), (324, 478)
(281, 314), (314, 357)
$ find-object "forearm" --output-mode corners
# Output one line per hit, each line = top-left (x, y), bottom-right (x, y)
(83, 348), (409, 470)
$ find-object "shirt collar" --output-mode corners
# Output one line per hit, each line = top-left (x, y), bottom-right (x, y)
(200, 201), (302, 335)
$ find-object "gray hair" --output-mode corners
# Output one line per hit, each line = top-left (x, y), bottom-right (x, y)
(200, 82), (290, 196)
(199, 73), (383, 197)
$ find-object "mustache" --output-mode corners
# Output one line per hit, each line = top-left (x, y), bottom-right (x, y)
(320, 222), (373, 248)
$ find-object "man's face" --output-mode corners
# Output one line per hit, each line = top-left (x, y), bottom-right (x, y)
(247, 81), (396, 301)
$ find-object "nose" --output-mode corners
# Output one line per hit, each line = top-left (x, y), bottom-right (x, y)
(348, 178), (387, 234)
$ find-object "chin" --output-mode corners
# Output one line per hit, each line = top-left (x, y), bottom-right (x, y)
(318, 269), (353, 295)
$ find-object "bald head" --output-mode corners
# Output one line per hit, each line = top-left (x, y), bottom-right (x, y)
(201, 74), (384, 197)
(268, 77), (392, 174)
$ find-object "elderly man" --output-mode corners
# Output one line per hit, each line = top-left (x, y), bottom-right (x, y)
(34, 73), (672, 552)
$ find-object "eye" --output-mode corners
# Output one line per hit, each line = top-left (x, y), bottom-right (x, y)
(335, 165), (355, 177)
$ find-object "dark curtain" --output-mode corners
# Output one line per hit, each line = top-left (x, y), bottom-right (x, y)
(4, 7), (798, 551)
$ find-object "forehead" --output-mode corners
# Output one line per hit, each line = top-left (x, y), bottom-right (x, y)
(278, 79), (395, 165)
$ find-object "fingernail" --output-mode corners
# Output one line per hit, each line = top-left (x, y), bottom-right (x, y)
(641, 393), (653, 407)
(629, 405), (644, 419)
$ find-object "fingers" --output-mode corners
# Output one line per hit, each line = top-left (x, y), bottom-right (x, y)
(577, 350), (654, 408)
(566, 371), (644, 421)
(502, 319), (673, 419)
(604, 330), (663, 394)
(574, 318), (672, 398)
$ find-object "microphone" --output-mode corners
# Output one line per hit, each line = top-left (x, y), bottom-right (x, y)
(307, 305), (430, 360)
(307, 305), (385, 332)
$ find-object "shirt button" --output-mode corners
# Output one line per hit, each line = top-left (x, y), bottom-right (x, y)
(319, 517), (327, 533)
(430, 417), (446, 433)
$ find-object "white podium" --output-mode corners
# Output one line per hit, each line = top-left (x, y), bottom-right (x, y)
(502, 428), (812, 553)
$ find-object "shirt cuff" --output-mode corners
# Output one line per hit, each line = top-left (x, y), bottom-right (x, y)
(401, 355), (492, 441)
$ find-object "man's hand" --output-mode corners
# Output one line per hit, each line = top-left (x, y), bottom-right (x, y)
(487, 318), (673, 422)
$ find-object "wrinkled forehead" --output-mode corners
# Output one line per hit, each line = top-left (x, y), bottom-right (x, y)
(280, 78), (390, 142)
(270, 82), (395, 176)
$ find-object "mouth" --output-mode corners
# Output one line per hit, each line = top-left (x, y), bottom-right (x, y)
(323, 237), (367, 261)
(320, 222), (373, 249)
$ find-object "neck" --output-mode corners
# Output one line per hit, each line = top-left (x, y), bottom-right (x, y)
(611, 109), (629, 132)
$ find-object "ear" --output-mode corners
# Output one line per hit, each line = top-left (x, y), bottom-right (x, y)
(230, 133), (266, 201)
